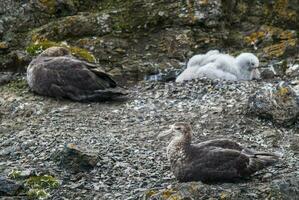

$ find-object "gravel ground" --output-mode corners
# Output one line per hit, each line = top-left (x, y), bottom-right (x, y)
(0, 76), (298, 199)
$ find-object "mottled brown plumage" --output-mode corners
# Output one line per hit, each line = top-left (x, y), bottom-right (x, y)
(158, 123), (280, 182)
(27, 47), (127, 102)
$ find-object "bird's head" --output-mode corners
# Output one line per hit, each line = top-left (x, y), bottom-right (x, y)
(236, 53), (259, 70)
(157, 122), (192, 140)
(39, 47), (71, 57)
(236, 53), (260, 80)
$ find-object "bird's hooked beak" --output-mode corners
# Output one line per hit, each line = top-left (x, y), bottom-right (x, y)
(157, 125), (174, 140)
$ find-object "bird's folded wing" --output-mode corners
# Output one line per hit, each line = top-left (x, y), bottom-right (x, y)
(38, 57), (116, 91)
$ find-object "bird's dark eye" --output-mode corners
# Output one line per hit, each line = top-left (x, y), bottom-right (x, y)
(175, 127), (181, 130)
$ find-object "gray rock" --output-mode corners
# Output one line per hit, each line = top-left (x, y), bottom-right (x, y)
(0, 176), (22, 196)
(57, 143), (99, 173)
(260, 67), (276, 79)
(248, 82), (299, 126)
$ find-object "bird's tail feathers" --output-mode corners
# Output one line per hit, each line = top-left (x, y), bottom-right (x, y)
(246, 152), (281, 173)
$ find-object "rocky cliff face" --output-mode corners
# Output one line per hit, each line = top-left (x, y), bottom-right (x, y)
(0, 0), (298, 81)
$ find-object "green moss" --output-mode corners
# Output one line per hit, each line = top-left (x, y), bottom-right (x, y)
(69, 46), (96, 63)
(7, 171), (59, 200)
(27, 188), (49, 200)
(8, 169), (22, 179)
(25, 175), (59, 189)
(26, 41), (58, 55)
(26, 40), (96, 63)
(24, 175), (59, 199)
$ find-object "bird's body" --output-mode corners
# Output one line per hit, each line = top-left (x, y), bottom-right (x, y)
(176, 51), (260, 82)
(158, 123), (280, 182)
(27, 47), (127, 102)
(187, 50), (220, 68)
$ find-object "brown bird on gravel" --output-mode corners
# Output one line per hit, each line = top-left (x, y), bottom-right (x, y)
(27, 47), (128, 102)
(158, 122), (281, 182)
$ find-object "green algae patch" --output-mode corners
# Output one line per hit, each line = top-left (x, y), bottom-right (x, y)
(26, 40), (96, 63)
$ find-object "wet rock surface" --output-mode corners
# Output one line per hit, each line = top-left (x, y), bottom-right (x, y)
(0, 76), (298, 199)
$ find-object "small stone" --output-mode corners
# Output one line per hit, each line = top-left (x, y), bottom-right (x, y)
(260, 67), (276, 79)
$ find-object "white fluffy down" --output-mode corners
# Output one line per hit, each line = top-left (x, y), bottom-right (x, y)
(176, 50), (260, 82)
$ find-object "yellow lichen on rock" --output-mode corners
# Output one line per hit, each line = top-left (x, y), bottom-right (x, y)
(244, 31), (266, 45)
(273, 0), (297, 22)
(198, 0), (209, 5)
(144, 189), (158, 198)
(0, 41), (8, 49)
(263, 38), (297, 58)
(277, 87), (290, 97)
(161, 189), (175, 199)
(38, 0), (57, 14)
(244, 25), (297, 58)
(220, 192), (230, 200)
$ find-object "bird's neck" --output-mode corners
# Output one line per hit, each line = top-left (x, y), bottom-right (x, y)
(167, 134), (191, 161)
(235, 60), (252, 80)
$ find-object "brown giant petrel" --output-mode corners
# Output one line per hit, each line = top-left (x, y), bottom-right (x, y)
(27, 47), (127, 102)
(158, 122), (280, 182)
